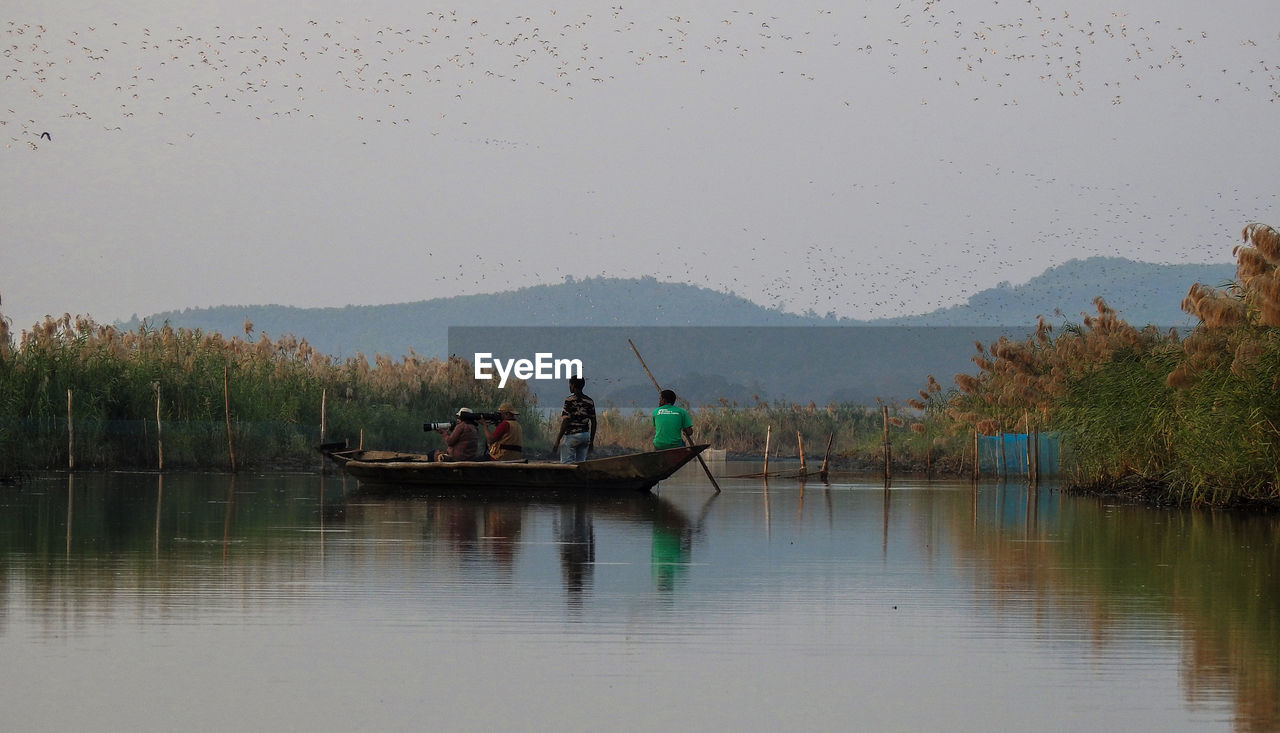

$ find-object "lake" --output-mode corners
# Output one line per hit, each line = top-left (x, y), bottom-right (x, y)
(0, 464), (1275, 732)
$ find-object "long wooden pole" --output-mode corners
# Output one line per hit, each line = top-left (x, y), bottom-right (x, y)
(1024, 412), (1032, 483)
(797, 431), (806, 477)
(67, 388), (74, 471)
(1032, 427), (1040, 485)
(996, 429), (1004, 479)
(155, 384), (164, 472)
(819, 432), (833, 481)
(224, 364), (236, 473)
(320, 388), (327, 474)
(881, 404), (891, 483)
(627, 339), (720, 493)
(972, 427), (980, 482)
(763, 425), (771, 476)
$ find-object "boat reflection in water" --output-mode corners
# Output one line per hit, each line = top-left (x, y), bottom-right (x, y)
(328, 483), (717, 606)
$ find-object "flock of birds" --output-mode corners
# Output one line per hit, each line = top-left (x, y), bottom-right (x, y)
(3, 2), (1276, 148)
(3, 1), (1277, 324)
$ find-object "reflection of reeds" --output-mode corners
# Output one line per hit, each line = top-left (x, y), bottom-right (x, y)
(947, 493), (1280, 731)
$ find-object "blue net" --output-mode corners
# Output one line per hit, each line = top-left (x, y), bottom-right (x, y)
(977, 432), (1060, 476)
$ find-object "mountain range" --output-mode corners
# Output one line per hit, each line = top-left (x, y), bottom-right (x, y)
(122, 257), (1233, 361)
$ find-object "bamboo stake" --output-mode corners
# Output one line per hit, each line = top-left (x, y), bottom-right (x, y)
(155, 383), (163, 473)
(1031, 427), (1040, 486)
(881, 404), (891, 483)
(763, 425), (771, 476)
(224, 364), (236, 473)
(320, 388), (327, 474)
(797, 431), (806, 477)
(819, 432), (834, 482)
(1024, 412), (1032, 483)
(320, 388), (327, 446)
(972, 427), (979, 482)
(66, 388), (74, 471)
(997, 429), (1005, 479)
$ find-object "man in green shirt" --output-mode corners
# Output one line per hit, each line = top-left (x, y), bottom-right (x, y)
(652, 389), (693, 450)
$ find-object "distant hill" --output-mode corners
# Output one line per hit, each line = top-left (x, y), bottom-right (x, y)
(122, 259), (1235, 360)
(883, 257), (1234, 328)
(122, 276), (811, 358)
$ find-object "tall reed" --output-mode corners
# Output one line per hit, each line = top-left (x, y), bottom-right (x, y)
(0, 315), (533, 471)
(944, 222), (1280, 507)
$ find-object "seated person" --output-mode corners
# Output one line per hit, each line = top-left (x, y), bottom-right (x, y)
(434, 407), (480, 461)
(652, 389), (693, 449)
(480, 403), (524, 461)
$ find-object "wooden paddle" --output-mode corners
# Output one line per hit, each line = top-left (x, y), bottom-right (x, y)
(628, 338), (722, 494)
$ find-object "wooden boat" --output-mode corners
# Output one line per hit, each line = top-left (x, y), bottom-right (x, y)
(319, 443), (709, 492)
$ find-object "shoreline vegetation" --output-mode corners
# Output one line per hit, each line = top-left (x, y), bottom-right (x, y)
(2, 224), (1276, 510)
(942, 223), (1280, 511)
(0, 316), (534, 474)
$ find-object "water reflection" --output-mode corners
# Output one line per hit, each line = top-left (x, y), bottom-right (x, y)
(556, 504), (593, 609)
(328, 488), (710, 605)
(0, 471), (1274, 731)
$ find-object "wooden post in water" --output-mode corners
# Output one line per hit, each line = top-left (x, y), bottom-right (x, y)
(763, 424), (771, 476)
(1024, 412), (1032, 483)
(155, 383), (164, 472)
(1031, 424), (1040, 487)
(881, 405), (891, 483)
(819, 432), (833, 481)
(797, 431), (806, 477)
(972, 427), (980, 482)
(223, 364), (236, 473)
(66, 388), (74, 471)
(320, 388), (327, 445)
(319, 388), (327, 474)
(996, 429), (1005, 479)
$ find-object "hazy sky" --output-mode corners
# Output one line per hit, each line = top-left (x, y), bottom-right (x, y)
(3, 0), (1276, 333)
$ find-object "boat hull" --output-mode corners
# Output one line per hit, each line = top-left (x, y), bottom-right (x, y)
(321, 444), (709, 493)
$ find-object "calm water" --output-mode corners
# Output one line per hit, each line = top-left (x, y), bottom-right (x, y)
(1, 464), (1276, 732)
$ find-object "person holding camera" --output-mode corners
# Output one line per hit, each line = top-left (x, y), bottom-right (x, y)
(480, 403), (524, 461)
(551, 376), (596, 463)
(435, 407), (480, 461)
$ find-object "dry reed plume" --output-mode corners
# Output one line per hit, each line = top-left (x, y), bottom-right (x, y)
(942, 222), (1280, 507)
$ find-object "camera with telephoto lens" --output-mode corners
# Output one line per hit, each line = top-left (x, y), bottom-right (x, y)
(424, 411), (503, 432)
